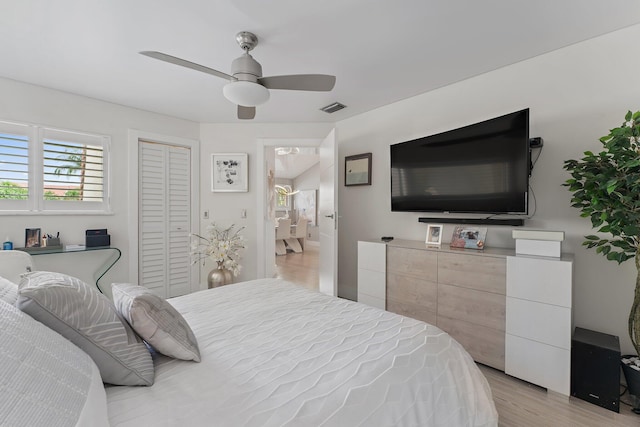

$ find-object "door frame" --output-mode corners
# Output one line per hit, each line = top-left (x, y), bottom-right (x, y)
(256, 137), (324, 279)
(127, 130), (200, 292)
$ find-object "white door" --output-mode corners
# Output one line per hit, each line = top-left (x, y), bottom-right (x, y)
(318, 129), (337, 296)
(139, 141), (192, 298)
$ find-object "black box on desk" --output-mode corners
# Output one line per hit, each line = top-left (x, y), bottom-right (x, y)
(86, 229), (110, 247)
(571, 327), (620, 413)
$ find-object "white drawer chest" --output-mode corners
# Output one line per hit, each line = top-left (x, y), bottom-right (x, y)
(505, 254), (574, 395)
(356, 239), (574, 395)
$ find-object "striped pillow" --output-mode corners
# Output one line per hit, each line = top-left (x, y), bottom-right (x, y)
(0, 298), (109, 427)
(112, 283), (201, 362)
(0, 275), (18, 305)
(17, 271), (154, 386)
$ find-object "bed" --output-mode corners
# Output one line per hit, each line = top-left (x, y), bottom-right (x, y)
(106, 279), (498, 426)
(0, 257), (497, 427)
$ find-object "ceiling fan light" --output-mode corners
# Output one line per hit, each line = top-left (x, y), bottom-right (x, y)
(223, 81), (270, 106)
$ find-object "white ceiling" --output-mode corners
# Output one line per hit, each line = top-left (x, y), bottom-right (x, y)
(1, 1), (640, 124)
(275, 148), (319, 179)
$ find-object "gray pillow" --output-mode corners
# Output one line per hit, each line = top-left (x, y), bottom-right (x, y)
(112, 283), (201, 362)
(17, 271), (154, 386)
(0, 275), (18, 305)
(0, 298), (109, 427)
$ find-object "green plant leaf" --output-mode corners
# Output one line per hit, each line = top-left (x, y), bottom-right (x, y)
(563, 111), (640, 267)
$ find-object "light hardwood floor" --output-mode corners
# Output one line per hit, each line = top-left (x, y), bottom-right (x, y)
(275, 246), (640, 426)
(275, 243), (319, 291)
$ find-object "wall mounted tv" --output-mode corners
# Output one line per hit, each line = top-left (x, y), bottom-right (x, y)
(390, 108), (530, 215)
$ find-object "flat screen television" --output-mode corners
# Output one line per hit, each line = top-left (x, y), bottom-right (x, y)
(390, 108), (530, 214)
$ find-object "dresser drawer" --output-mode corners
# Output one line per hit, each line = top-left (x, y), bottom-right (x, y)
(357, 241), (386, 273)
(505, 333), (570, 395)
(437, 315), (505, 370)
(506, 297), (571, 349)
(438, 252), (506, 295)
(358, 293), (385, 310)
(387, 299), (437, 325)
(386, 247), (437, 281)
(438, 283), (505, 331)
(358, 269), (386, 300)
(386, 272), (437, 312)
(506, 256), (572, 307)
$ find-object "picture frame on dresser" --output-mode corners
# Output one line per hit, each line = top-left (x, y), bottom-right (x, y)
(25, 228), (41, 248)
(450, 225), (487, 250)
(425, 224), (443, 246)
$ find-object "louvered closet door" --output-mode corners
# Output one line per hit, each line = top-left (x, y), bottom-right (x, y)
(139, 141), (191, 298)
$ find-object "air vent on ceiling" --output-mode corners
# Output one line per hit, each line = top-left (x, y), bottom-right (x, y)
(320, 102), (346, 114)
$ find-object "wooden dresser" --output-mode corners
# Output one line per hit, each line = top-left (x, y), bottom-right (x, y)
(357, 238), (575, 394)
(384, 239), (512, 371)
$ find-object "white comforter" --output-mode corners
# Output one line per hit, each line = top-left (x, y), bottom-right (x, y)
(106, 279), (498, 426)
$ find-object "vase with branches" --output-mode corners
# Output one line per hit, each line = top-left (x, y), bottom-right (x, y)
(191, 223), (245, 278)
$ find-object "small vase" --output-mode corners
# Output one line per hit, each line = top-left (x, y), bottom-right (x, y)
(207, 261), (233, 288)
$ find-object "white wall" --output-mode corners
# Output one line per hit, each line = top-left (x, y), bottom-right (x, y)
(336, 23), (640, 353)
(0, 77), (199, 287)
(198, 123), (333, 283)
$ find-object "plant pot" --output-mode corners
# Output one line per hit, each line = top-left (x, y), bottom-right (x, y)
(207, 263), (233, 288)
(621, 355), (640, 396)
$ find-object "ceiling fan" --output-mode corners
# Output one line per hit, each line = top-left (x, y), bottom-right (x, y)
(140, 31), (336, 120)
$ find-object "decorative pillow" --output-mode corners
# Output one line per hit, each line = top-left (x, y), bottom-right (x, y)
(0, 298), (109, 427)
(0, 275), (18, 305)
(112, 283), (201, 362)
(17, 271), (154, 386)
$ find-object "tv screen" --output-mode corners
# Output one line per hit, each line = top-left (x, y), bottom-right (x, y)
(390, 109), (529, 214)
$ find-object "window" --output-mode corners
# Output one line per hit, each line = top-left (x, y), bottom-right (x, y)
(0, 121), (110, 213)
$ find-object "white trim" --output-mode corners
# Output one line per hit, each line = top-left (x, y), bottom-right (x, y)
(127, 129), (200, 292)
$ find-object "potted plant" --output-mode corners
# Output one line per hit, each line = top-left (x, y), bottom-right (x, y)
(191, 223), (245, 288)
(563, 110), (640, 399)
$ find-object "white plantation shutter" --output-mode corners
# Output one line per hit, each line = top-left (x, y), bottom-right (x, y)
(0, 121), (110, 213)
(0, 121), (30, 211)
(41, 127), (109, 212)
(139, 141), (191, 298)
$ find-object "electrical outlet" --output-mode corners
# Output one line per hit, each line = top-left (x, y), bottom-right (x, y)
(203, 210), (209, 219)
(308, 233), (311, 238)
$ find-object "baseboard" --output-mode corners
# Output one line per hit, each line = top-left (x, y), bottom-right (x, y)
(306, 240), (320, 247)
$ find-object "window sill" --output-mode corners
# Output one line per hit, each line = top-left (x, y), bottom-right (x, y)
(0, 210), (114, 216)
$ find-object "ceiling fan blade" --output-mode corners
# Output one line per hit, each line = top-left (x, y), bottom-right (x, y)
(140, 51), (236, 81)
(258, 74), (336, 91)
(238, 105), (256, 120)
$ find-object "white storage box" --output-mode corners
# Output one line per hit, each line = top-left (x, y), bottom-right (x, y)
(513, 230), (564, 257)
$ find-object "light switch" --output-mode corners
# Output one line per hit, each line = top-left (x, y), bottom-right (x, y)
(203, 210), (209, 219)
(241, 209), (247, 219)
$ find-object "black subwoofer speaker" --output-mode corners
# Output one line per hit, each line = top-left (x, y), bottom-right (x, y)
(571, 327), (620, 412)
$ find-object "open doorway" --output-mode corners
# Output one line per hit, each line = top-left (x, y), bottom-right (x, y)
(273, 146), (320, 291)
(256, 131), (337, 296)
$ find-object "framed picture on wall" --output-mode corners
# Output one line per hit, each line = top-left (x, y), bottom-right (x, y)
(211, 153), (248, 192)
(345, 153), (372, 186)
(425, 224), (443, 246)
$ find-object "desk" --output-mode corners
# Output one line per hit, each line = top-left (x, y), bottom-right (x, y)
(18, 246), (121, 293)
